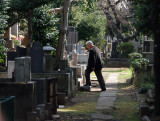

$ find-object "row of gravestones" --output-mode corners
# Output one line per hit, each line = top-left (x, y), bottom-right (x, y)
(7, 42), (44, 75)
(0, 78), (58, 121)
(0, 53), (58, 121)
(0, 42), (86, 121)
(32, 59), (86, 99)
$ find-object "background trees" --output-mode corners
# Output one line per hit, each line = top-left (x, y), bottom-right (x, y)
(32, 4), (59, 48)
(69, 0), (106, 49)
(0, 0), (9, 63)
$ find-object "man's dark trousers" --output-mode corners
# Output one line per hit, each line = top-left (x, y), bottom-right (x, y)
(85, 68), (106, 90)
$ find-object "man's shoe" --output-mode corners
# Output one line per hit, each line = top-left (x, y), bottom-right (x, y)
(101, 89), (106, 92)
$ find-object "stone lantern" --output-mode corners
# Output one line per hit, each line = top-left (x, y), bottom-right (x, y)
(43, 43), (56, 73)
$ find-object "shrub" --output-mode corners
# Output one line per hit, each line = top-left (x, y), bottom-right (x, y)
(128, 52), (142, 60)
(117, 42), (135, 58)
(134, 73), (155, 90)
(129, 52), (149, 72)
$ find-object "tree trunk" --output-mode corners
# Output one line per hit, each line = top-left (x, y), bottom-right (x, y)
(54, 0), (71, 70)
(152, 0), (160, 115)
(27, 9), (33, 56)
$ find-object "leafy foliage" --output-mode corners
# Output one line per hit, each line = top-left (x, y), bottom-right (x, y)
(32, 4), (59, 48)
(0, 0), (9, 61)
(128, 52), (142, 60)
(129, 0), (154, 36)
(69, 0), (106, 49)
(0, 40), (8, 59)
(130, 57), (149, 71)
(117, 42), (135, 58)
(129, 52), (149, 72)
(9, 0), (53, 11)
(0, 0), (9, 39)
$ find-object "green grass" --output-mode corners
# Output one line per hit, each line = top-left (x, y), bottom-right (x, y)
(58, 102), (97, 115)
(113, 100), (140, 121)
(118, 68), (133, 84)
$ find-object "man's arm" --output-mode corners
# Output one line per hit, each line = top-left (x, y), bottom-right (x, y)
(88, 50), (96, 70)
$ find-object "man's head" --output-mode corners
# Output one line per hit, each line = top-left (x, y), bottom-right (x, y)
(86, 41), (94, 50)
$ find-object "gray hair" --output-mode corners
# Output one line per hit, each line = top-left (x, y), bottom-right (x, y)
(86, 41), (94, 46)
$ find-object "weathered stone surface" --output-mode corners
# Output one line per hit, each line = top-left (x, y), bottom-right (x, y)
(15, 57), (25, 82)
(15, 57), (31, 83)
(31, 78), (48, 104)
(92, 114), (113, 120)
(7, 52), (18, 61)
(100, 91), (116, 97)
(37, 104), (46, 121)
(8, 61), (15, 78)
(16, 46), (27, 57)
(24, 57), (31, 82)
(60, 60), (69, 70)
(0, 82), (37, 121)
(71, 66), (82, 78)
(77, 54), (89, 63)
(57, 92), (67, 105)
(96, 97), (116, 110)
(30, 42), (44, 73)
(43, 54), (53, 73)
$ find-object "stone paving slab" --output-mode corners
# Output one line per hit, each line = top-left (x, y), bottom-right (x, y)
(100, 91), (116, 97)
(93, 73), (119, 119)
(92, 113), (113, 120)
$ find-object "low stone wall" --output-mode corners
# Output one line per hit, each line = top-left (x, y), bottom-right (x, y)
(32, 73), (71, 96)
(106, 58), (130, 67)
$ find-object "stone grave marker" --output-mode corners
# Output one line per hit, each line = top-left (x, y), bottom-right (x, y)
(0, 81), (37, 121)
(8, 61), (15, 78)
(30, 42), (44, 73)
(15, 57), (31, 83)
(7, 51), (18, 61)
(16, 46), (27, 57)
(11, 22), (18, 37)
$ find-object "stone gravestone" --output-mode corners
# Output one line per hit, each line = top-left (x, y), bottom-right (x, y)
(0, 81), (37, 121)
(43, 44), (55, 73)
(67, 26), (76, 53)
(24, 57), (31, 82)
(11, 22), (18, 37)
(7, 51), (18, 61)
(15, 57), (31, 83)
(72, 44), (78, 66)
(143, 41), (154, 52)
(7, 52), (18, 77)
(60, 59), (69, 70)
(16, 46), (27, 57)
(30, 42), (44, 73)
(8, 61), (15, 78)
(77, 41), (83, 54)
(111, 41), (119, 58)
(143, 41), (150, 52)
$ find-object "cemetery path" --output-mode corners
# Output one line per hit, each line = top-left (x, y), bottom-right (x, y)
(91, 73), (119, 121)
(56, 68), (140, 121)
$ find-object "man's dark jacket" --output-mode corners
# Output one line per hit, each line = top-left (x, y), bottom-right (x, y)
(87, 46), (103, 70)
